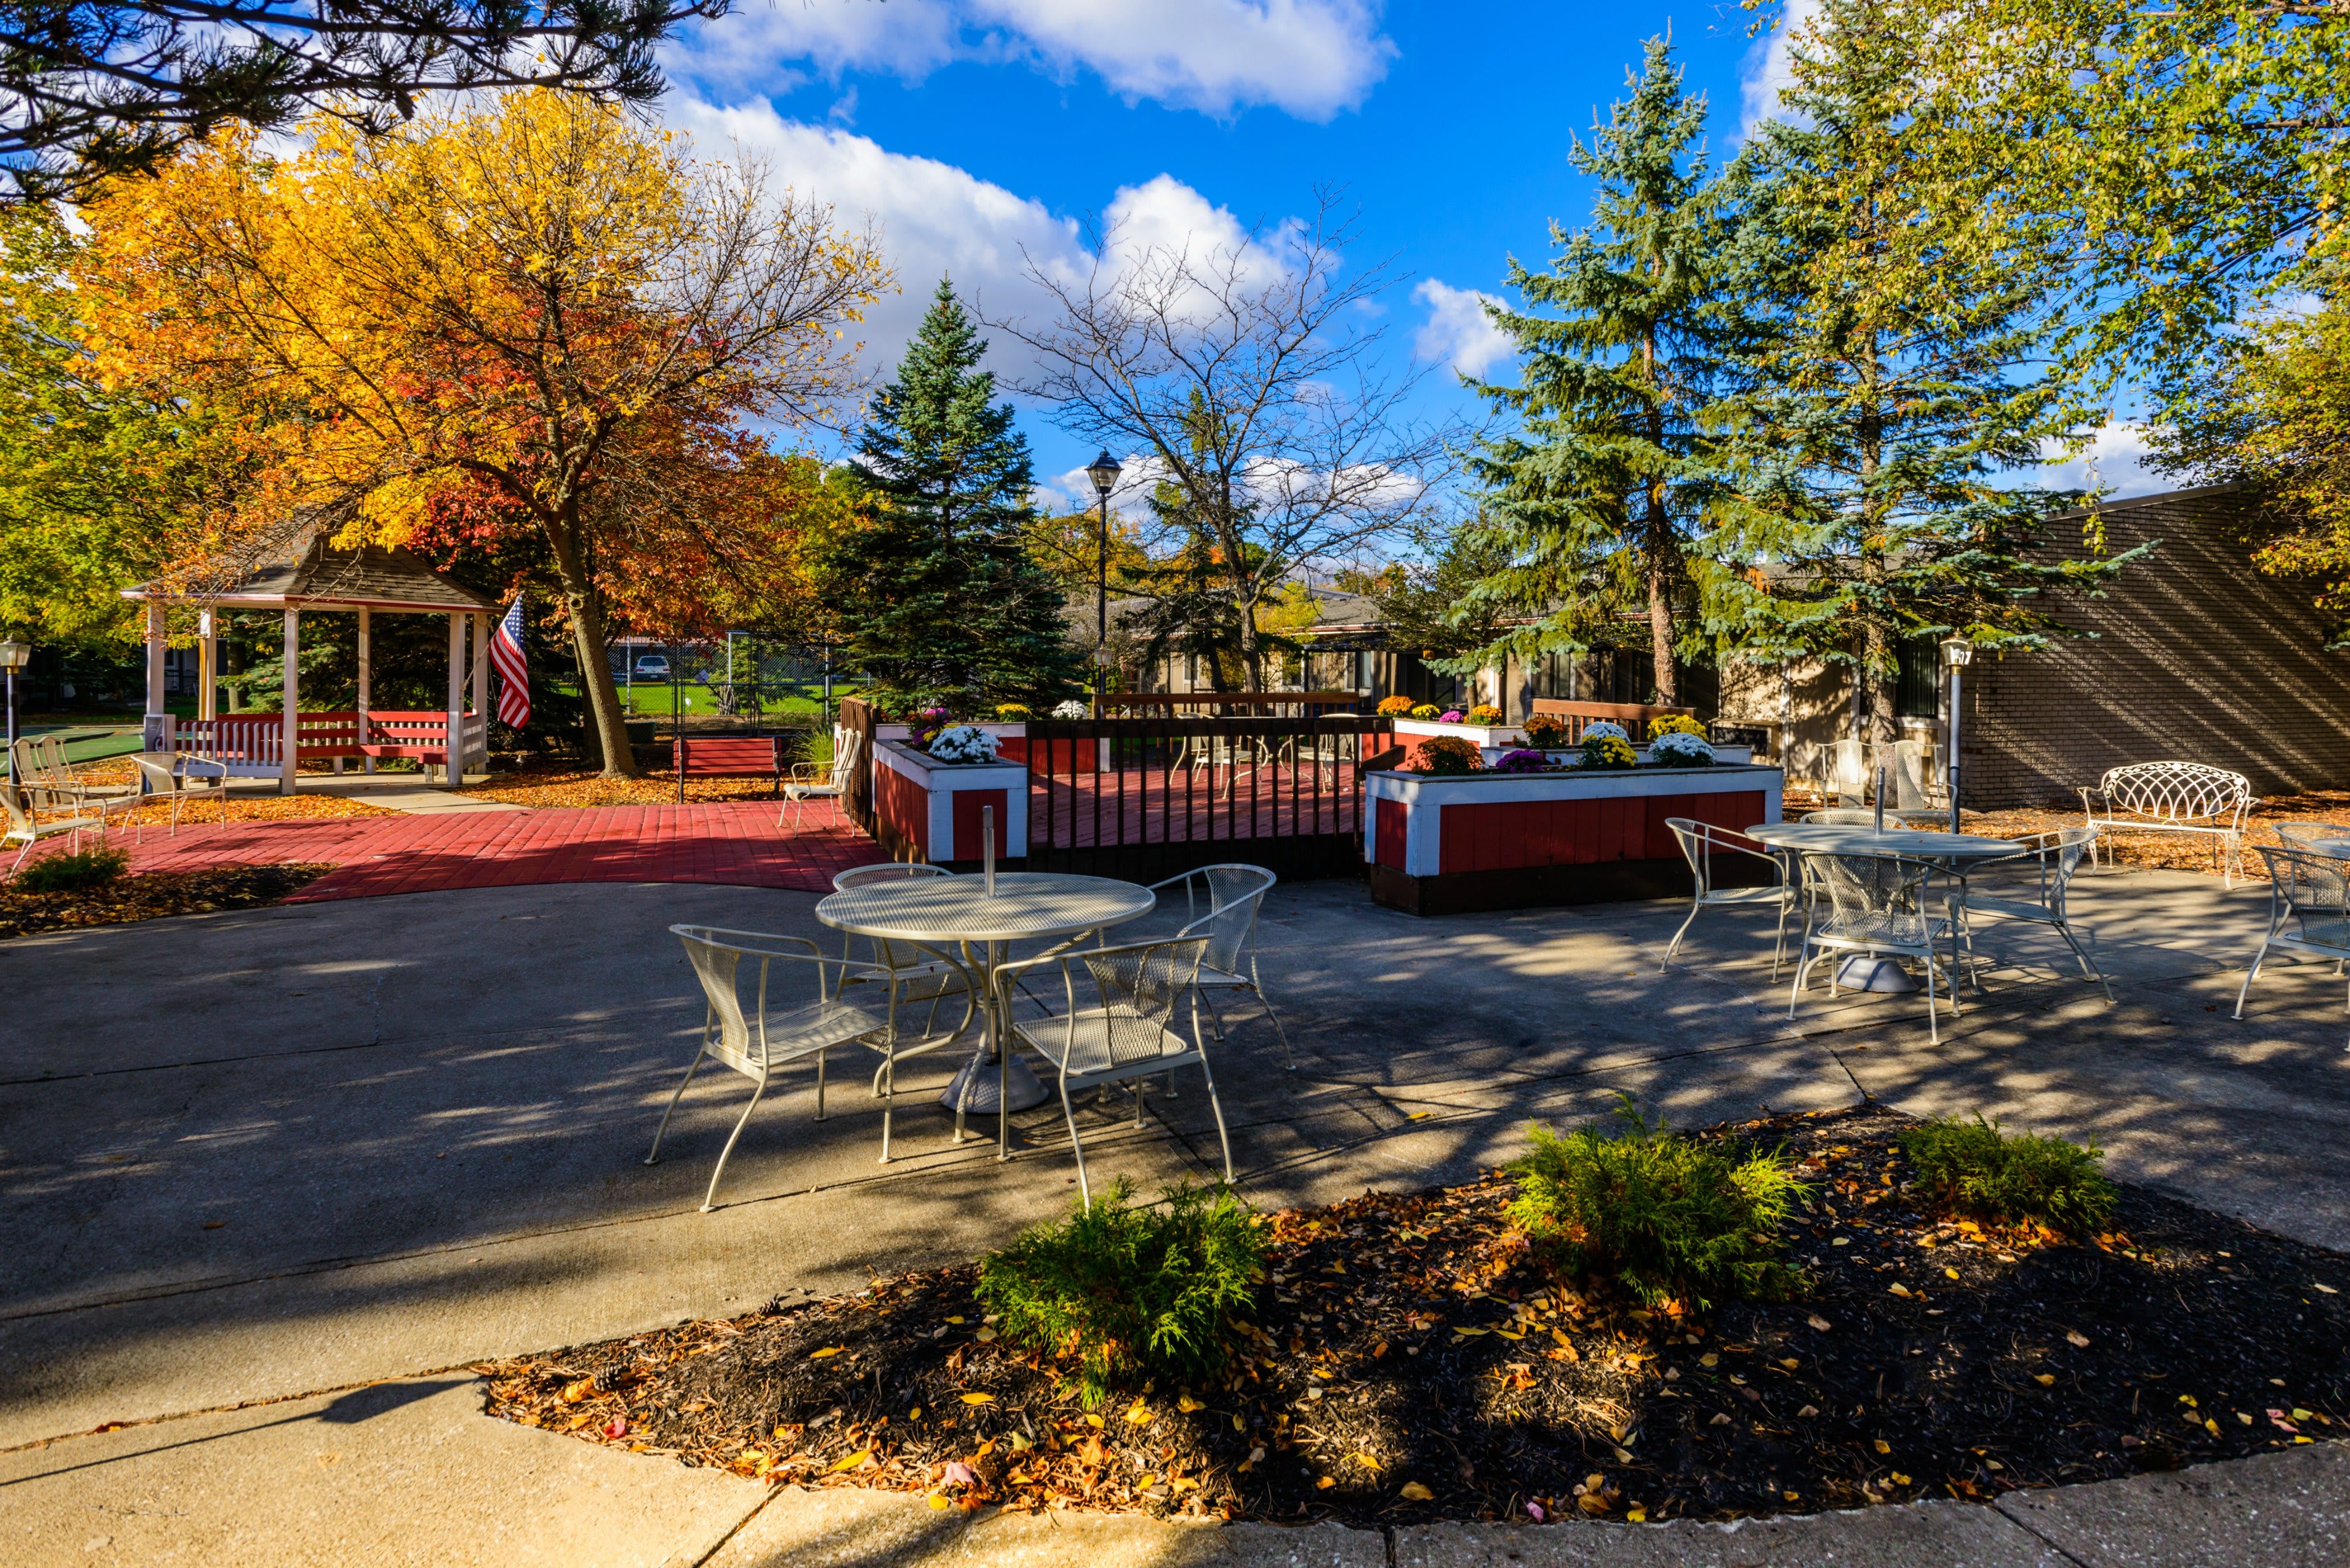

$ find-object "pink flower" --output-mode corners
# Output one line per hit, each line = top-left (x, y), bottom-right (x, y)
(1526, 1500), (1546, 1521)
(1438, 710), (1464, 723)
(602, 1416), (628, 1439)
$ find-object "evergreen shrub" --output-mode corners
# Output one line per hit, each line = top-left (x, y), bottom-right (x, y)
(13, 844), (131, 892)
(1900, 1115), (2115, 1235)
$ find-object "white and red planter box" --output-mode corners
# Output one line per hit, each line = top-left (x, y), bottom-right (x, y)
(1388, 717), (1749, 770)
(871, 740), (1026, 867)
(1365, 763), (1785, 916)
(869, 721), (1107, 774)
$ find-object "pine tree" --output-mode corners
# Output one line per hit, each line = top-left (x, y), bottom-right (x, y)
(1456, 36), (1732, 703)
(826, 278), (1082, 705)
(1706, 0), (2143, 738)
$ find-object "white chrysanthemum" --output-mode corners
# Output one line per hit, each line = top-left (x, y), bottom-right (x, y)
(1650, 730), (1715, 766)
(927, 724), (1002, 764)
(1051, 699), (1089, 719)
(1580, 720), (1630, 741)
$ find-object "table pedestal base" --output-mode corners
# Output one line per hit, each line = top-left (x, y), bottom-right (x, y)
(1835, 956), (1921, 994)
(941, 1051), (1052, 1115)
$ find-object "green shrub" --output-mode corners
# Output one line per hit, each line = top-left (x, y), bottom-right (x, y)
(1505, 1098), (1809, 1309)
(13, 844), (131, 893)
(1900, 1115), (2116, 1235)
(975, 1179), (1264, 1405)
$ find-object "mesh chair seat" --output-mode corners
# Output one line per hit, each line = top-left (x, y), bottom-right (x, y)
(1962, 893), (2055, 925)
(1820, 908), (1938, 946)
(1015, 1013), (1195, 1078)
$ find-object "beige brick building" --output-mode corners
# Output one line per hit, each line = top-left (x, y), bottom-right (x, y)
(1716, 483), (2350, 808)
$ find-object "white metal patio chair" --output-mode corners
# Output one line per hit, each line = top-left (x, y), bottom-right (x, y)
(1148, 862), (1297, 1071)
(780, 729), (860, 829)
(1827, 739), (1870, 805)
(2234, 846), (2350, 1020)
(995, 934), (1228, 1208)
(829, 861), (979, 1111)
(1958, 827), (2112, 1002)
(1661, 819), (1799, 977)
(132, 751), (231, 835)
(1804, 808), (1883, 826)
(648, 926), (903, 1208)
(22, 736), (140, 810)
(1789, 851), (1963, 1044)
(5, 784), (105, 875)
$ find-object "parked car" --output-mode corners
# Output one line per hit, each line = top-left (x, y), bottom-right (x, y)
(631, 655), (671, 681)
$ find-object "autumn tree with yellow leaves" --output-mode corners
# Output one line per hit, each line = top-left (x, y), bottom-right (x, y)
(79, 90), (891, 775)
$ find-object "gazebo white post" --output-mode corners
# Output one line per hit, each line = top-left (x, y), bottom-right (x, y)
(356, 607), (373, 773)
(196, 609), (215, 723)
(280, 608), (299, 795)
(470, 612), (489, 771)
(445, 612), (464, 787)
(143, 598), (169, 753)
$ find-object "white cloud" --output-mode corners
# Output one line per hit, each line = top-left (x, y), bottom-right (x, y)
(665, 0), (1393, 120)
(980, 0), (1393, 119)
(1738, 0), (1819, 140)
(1412, 279), (1512, 378)
(669, 102), (1305, 400)
(2036, 420), (2166, 499)
(669, 98), (1091, 385)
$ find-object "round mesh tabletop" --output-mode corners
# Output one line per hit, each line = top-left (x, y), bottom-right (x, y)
(1746, 822), (2023, 859)
(815, 872), (1156, 945)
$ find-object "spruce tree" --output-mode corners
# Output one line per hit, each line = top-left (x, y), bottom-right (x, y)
(1457, 36), (1732, 703)
(1707, 0), (2143, 737)
(826, 278), (1082, 706)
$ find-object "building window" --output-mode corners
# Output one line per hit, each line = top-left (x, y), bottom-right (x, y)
(1894, 638), (1939, 719)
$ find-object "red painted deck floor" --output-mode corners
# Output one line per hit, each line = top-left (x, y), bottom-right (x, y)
(70, 802), (886, 902)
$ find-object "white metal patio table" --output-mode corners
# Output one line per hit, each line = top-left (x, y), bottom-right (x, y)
(813, 871), (1157, 1159)
(1746, 821), (2024, 993)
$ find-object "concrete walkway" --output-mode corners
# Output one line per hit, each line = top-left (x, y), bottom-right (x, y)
(4, 862), (2347, 1561)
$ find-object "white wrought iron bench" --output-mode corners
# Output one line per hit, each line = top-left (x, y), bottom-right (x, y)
(2079, 761), (2254, 887)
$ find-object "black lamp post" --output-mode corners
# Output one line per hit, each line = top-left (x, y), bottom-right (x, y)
(0, 638), (27, 786)
(1085, 450), (1123, 717)
(1941, 635), (1973, 832)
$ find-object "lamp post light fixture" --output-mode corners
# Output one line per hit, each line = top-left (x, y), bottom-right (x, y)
(0, 638), (29, 787)
(1085, 450), (1123, 718)
(1941, 635), (1974, 832)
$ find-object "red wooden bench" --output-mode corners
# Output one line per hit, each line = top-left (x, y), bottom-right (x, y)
(674, 735), (786, 794)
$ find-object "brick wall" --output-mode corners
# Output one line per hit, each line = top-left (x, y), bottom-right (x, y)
(1966, 483), (2350, 807)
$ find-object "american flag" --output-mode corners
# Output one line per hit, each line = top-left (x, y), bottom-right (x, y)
(491, 595), (531, 729)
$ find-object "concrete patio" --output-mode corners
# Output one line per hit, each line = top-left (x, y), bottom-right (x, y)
(4, 859), (2346, 1563)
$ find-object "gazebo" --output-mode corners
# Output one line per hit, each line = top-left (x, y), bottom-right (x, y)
(124, 525), (499, 795)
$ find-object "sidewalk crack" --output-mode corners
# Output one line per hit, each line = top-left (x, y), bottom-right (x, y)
(1993, 1496), (2092, 1567)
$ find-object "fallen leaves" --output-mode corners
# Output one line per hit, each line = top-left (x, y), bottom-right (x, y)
(0, 862), (338, 942)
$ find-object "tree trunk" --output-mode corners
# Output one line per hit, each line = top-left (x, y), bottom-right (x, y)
(543, 510), (639, 778)
(1644, 480), (1677, 705)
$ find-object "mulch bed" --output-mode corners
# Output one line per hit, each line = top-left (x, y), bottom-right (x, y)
(0, 863), (336, 940)
(478, 1102), (2348, 1526)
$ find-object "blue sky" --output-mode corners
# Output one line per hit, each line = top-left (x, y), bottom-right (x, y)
(654, 1), (2154, 503)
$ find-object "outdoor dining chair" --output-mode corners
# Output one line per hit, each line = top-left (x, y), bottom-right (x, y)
(828, 860), (978, 1111)
(4, 783), (106, 875)
(1661, 818), (1799, 977)
(649, 926), (903, 1208)
(780, 730), (859, 829)
(994, 935), (1227, 1208)
(2233, 846), (2350, 1020)
(1958, 827), (2112, 1002)
(132, 751), (231, 835)
(1148, 862), (1295, 1071)
(1789, 852), (1963, 1043)
(1804, 808), (1883, 826)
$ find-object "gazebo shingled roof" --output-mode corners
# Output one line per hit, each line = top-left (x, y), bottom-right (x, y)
(124, 526), (495, 613)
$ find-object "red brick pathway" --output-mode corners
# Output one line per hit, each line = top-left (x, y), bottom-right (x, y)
(79, 802), (886, 901)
